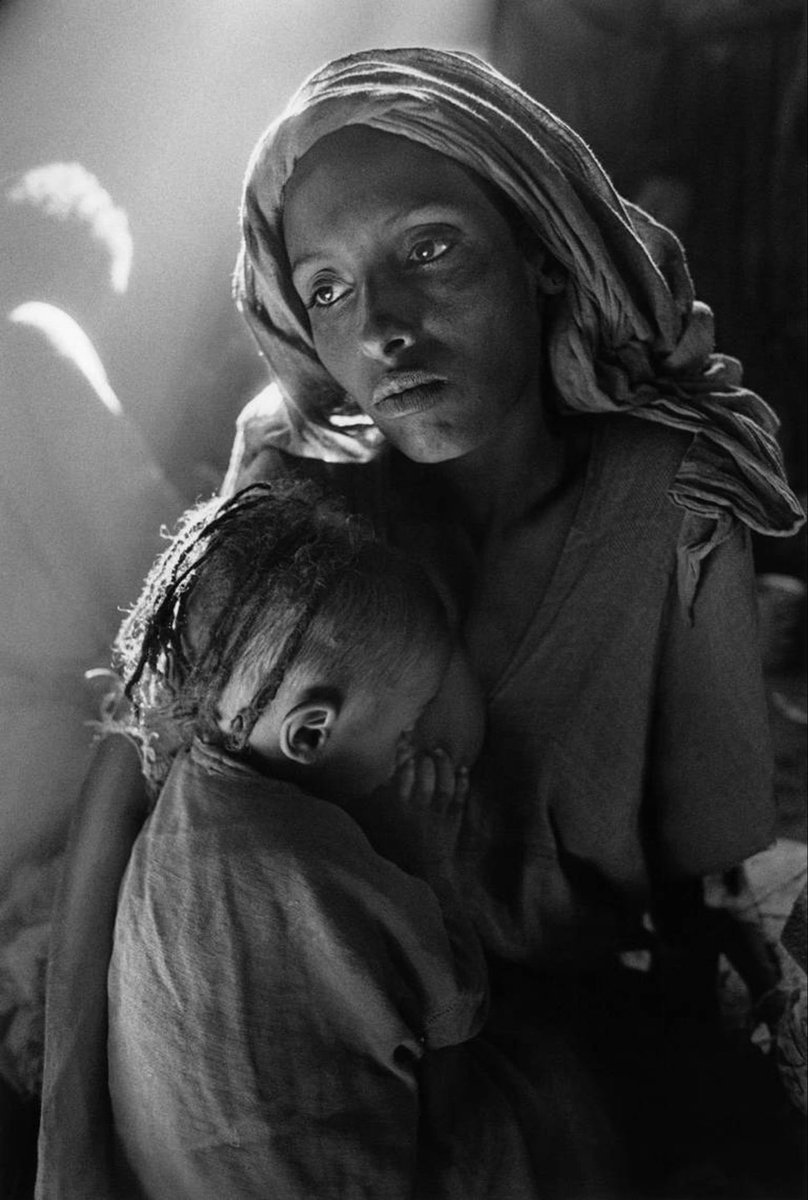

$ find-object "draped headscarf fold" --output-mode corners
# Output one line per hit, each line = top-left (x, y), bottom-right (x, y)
(233, 46), (803, 591)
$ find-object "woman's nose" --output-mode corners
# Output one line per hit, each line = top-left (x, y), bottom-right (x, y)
(358, 277), (418, 362)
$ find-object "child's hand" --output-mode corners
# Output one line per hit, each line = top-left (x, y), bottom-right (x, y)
(390, 747), (469, 878)
(337, 748), (471, 882)
(395, 746), (469, 817)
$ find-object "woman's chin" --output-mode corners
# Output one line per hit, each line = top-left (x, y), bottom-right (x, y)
(383, 418), (487, 465)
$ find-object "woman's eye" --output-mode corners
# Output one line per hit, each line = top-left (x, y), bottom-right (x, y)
(408, 236), (451, 265)
(308, 279), (346, 309)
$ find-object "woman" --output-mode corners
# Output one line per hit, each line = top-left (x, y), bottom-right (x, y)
(223, 46), (804, 1192)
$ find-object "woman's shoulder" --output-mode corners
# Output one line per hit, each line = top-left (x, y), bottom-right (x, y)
(591, 410), (693, 476)
(552, 412), (696, 578)
(580, 412), (694, 528)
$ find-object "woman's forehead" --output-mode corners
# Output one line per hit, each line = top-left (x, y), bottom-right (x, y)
(283, 126), (506, 246)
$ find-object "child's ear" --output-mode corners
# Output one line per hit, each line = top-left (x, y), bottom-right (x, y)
(279, 698), (339, 765)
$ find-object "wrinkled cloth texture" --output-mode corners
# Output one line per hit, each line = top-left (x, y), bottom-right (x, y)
(220, 419), (800, 1193)
(233, 45), (803, 613)
(107, 741), (515, 1200)
(227, 416), (777, 966)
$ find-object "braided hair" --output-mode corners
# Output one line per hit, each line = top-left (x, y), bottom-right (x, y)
(115, 480), (448, 788)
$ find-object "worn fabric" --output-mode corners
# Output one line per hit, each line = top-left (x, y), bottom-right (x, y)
(232, 46), (804, 598)
(457, 416), (776, 963)
(228, 414), (776, 967)
(107, 740), (493, 1200)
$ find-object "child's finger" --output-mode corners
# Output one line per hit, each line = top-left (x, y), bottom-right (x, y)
(453, 765), (470, 805)
(415, 752), (436, 798)
(432, 748), (454, 801)
(396, 732), (415, 769)
(396, 755), (416, 801)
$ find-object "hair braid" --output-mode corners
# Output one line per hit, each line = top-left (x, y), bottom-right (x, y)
(115, 483), (363, 784)
(223, 588), (322, 753)
(115, 480), (450, 791)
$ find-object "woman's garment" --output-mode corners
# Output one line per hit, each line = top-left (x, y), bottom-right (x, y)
(233, 46), (804, 596)
(228, 412), (775, 967)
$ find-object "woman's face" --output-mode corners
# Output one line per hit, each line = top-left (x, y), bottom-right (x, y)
(283, 126), (543, 463)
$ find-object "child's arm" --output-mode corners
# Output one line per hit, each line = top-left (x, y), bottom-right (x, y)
(399, 751), (491, 1045)
(344, 749), (488, 1049)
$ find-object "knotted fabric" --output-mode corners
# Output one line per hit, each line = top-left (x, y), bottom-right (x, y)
(233, 46), (803, 600)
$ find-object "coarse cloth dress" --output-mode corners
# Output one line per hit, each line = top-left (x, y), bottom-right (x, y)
(109, 740), (600, 1200)
(228, 45), (805, 966)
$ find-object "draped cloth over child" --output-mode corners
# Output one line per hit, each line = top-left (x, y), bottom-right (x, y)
(232, 45), (803, 611)
(106, 741), (601, 1200)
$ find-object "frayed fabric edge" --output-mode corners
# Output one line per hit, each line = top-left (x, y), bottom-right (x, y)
(83, 668), (161, 799)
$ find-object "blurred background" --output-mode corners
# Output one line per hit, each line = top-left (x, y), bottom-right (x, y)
(0, 0), (492, 499)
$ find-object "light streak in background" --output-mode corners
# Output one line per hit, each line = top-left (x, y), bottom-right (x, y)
(7, 163), (133, 295)
(9, 303), (123, 415)
(0, 0), (488, 470)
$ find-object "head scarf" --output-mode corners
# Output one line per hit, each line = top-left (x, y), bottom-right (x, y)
(233, 46), (803, 573)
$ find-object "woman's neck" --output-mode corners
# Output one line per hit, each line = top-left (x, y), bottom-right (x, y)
(434, 389), (573, 537)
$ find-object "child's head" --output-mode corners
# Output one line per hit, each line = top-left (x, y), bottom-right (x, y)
(117, 481), (482, 797)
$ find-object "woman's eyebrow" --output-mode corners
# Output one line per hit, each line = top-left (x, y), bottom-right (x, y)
(290, 205), (466, 273)
(395, 203), (466, 226)
(289, 249), (325, 273)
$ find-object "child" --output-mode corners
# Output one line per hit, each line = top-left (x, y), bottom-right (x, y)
(107, 481), (488, 1200)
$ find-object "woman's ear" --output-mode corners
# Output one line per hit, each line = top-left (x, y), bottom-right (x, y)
(531, 248), (567, 296)
(511, 217), (566, 297)
(279, 698), (339, 765)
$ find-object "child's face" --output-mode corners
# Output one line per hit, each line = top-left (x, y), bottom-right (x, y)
(220, 633), (485, 800)
(333, 638), (485, 797)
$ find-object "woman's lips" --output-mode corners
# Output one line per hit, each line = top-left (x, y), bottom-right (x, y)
(371, 373), (447, 419)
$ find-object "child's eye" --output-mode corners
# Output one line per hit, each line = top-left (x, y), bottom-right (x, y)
(407, 236), (451, 265)
(308, 278), (348, 309)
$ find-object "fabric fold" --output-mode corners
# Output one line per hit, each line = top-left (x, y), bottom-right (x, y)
(232, 45), (804, 576)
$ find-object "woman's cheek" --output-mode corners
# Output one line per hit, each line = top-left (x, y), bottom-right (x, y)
(311, 319), (352, 386)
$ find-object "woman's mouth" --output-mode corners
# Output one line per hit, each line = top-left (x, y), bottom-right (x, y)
(371, 373), (447, 418)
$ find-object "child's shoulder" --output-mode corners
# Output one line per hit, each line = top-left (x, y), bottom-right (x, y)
(155, 741), (363, 853)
